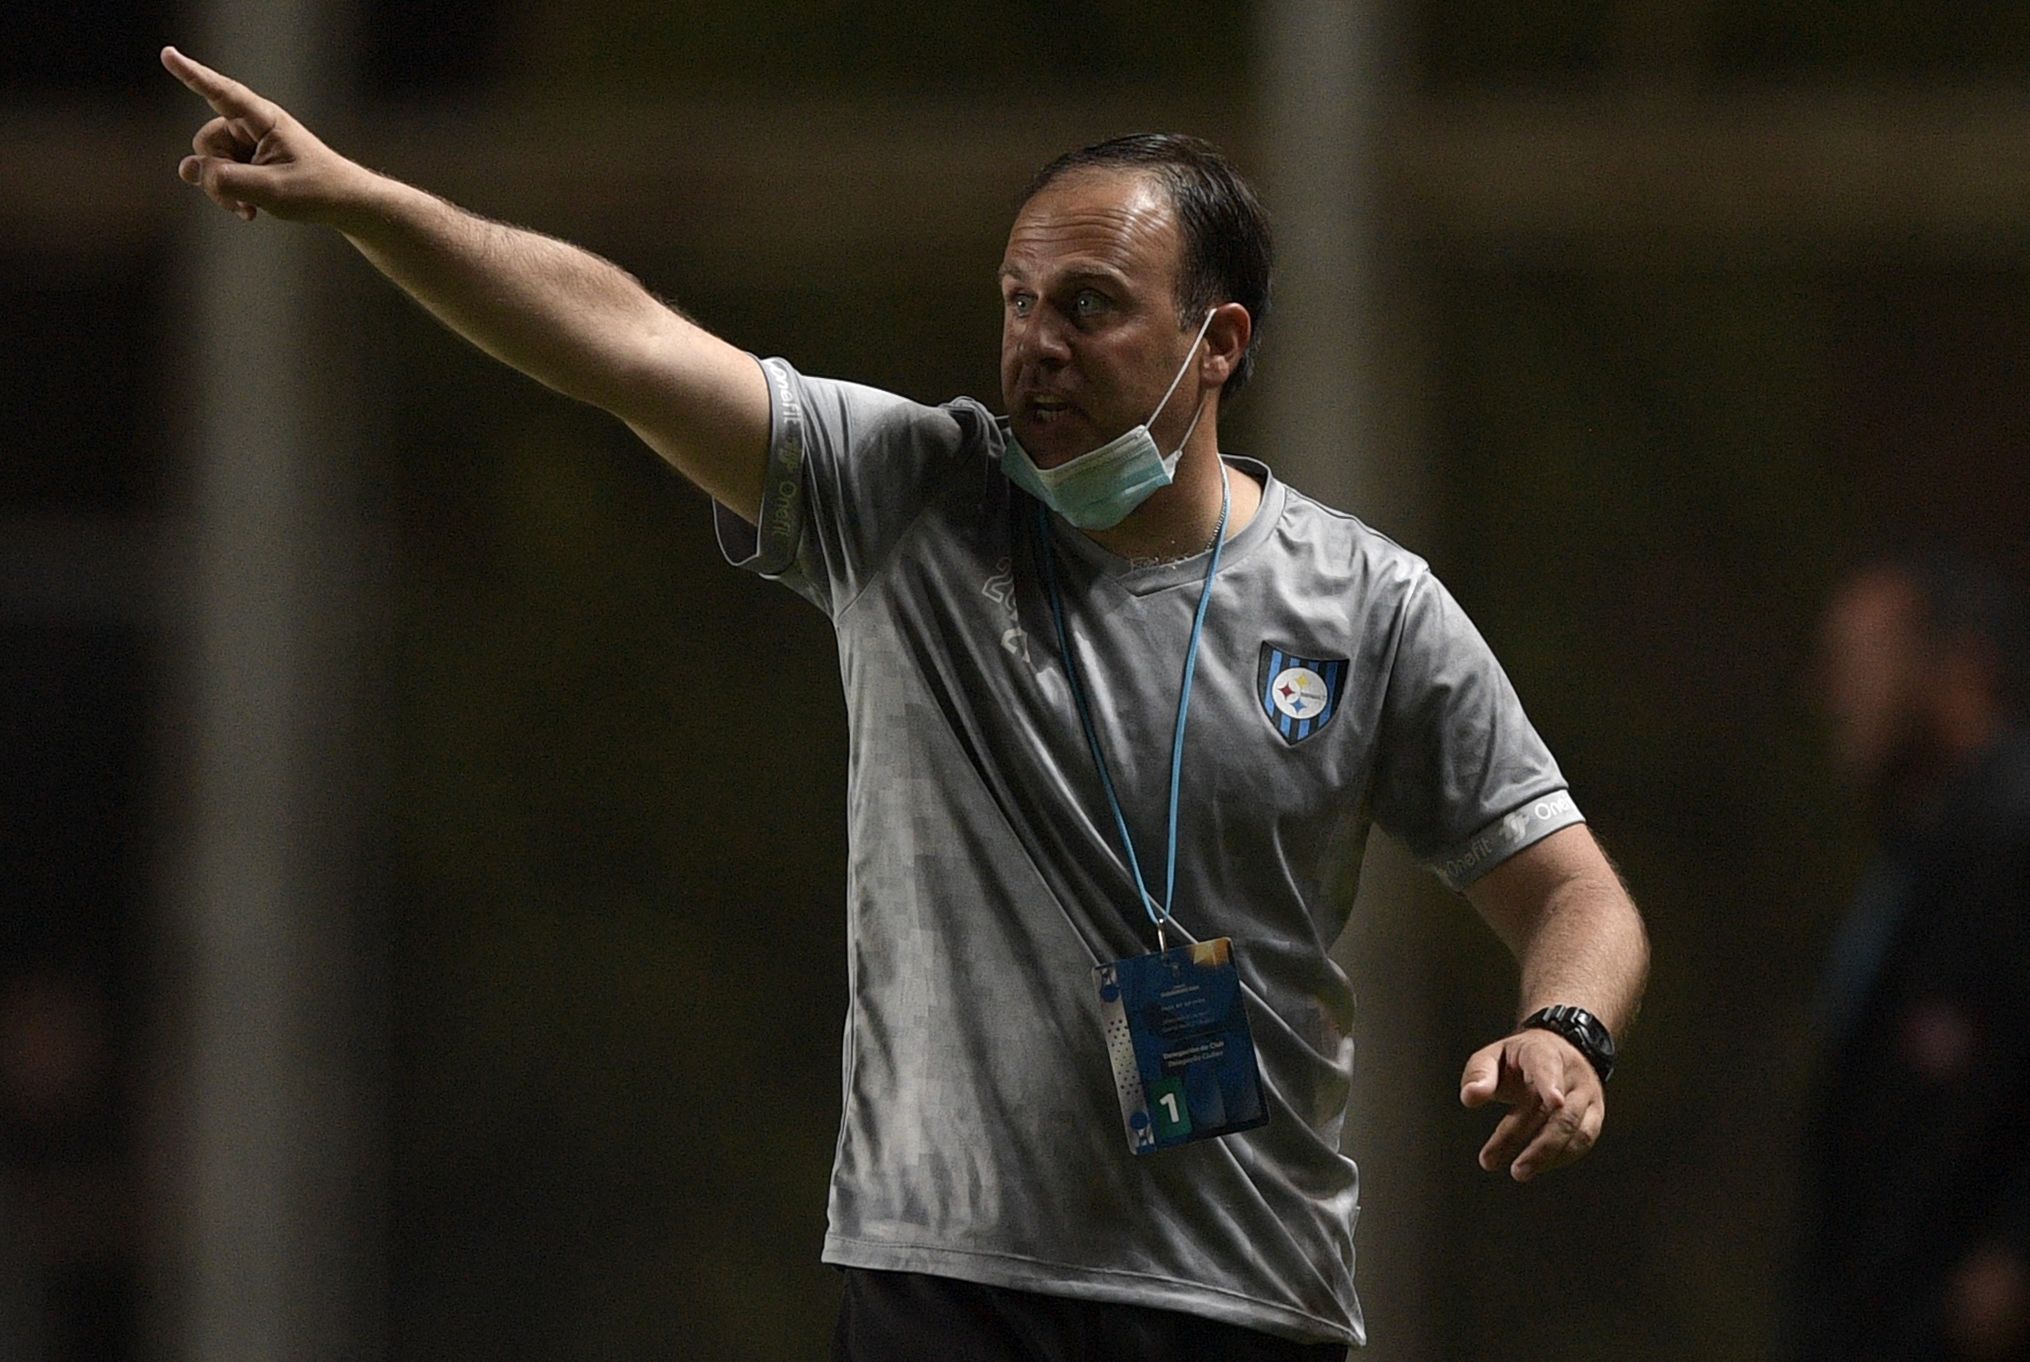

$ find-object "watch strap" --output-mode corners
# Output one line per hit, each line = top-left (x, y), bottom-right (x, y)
(1521, 1004), (1616, 1083)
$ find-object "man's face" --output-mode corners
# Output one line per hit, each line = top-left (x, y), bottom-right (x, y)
(1816, 569), (1929, 799)
(998, 169), (1201, 469)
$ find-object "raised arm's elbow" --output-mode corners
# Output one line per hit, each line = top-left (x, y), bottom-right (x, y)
(607, 321), (772, 517)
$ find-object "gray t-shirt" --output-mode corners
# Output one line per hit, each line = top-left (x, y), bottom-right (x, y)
(713, 357), (1583, 1345)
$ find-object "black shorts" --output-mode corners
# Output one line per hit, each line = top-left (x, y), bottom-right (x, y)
(831, 1268), (1350, 1362)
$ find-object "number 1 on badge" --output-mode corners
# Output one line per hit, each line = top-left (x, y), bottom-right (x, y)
(1149, 1078), (1191, 1138)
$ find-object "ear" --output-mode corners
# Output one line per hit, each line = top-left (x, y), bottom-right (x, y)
(1199, 302), (1252, 390)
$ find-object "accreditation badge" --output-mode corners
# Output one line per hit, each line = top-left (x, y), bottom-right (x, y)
(1094, 937), (1268, 1154)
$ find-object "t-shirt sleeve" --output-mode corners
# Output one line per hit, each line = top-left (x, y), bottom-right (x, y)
(711, 355), (987, 617)
(1369, 569), (1585, 892)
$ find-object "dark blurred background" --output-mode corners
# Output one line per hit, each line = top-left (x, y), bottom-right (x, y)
(4, 2), (2028, 1358)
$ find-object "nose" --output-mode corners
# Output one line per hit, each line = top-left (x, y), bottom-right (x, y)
(1010, 306), (1073, 369)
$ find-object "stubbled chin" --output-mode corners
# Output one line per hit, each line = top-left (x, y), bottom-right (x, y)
(1012, 416), (1095, 468)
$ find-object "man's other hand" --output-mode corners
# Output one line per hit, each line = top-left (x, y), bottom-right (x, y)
(1458, 1027), (1604, 1182)
(162, 46), (364, 225)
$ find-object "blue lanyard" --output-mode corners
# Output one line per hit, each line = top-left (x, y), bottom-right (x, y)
(1034, 468), (1232, 949)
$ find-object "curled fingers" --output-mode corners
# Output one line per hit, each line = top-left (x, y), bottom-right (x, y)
(1513, 1092), (1603, 1182)
(192, 115), (256, 160)
(177, 155), (255, 220)
(1478, 1064), (1564, 1174)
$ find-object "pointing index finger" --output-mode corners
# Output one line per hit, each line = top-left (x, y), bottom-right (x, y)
(161, 46), (279, 134)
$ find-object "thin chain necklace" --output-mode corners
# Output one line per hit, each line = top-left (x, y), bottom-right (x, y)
(1126, 466), (1232, 567)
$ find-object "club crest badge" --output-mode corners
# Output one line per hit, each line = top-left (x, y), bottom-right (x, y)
(1258, 644), (1348, 745)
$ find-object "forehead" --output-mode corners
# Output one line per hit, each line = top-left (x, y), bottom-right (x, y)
(1001, 169), (1181, 289)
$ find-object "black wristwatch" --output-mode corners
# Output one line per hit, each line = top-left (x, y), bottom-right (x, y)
(1521, 1005), (1616, 1083)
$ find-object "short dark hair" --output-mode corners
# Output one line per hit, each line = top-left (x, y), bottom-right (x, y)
(1023, 133), (1274, 398)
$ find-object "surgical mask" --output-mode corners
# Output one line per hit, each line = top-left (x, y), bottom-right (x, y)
(1002, 310), (1216, 531)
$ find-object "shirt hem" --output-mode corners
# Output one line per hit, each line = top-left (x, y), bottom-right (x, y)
(712, 355), (807, 578)
(821, 1232), (1362, 1347)
(1428, 788), (1585, 892)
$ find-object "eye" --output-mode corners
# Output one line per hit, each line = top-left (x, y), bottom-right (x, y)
(1006, 291), (1035, 318)
(1072, 289), (1109, 319)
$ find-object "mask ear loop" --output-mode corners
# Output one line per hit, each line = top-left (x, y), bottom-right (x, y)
(1164, 395), (1209, 470)
(1148, 309), (1219, 433)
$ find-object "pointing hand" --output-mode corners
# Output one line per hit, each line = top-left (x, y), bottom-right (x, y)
(1458, 1027), (1605, 1182)
(162, 46), (364, 224)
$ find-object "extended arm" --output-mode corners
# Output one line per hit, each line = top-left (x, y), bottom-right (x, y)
(1458, 823), (1650, 1181)
(161, 46), (770, 521)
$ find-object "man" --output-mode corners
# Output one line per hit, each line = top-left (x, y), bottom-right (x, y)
(1802, 552), (2030, 1362)
(164, 47), (1648, 1358)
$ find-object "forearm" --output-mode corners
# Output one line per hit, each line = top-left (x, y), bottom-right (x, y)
(330, 171), (676, 417)
(164, 45), (772, 514)
(1467, 825), (1650, 1037)
(1510, 864), (1649, 1036)
(1460, 825), (1644, 1180)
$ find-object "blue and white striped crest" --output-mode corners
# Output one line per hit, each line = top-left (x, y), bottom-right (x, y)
(1257, 644), (1347, 745)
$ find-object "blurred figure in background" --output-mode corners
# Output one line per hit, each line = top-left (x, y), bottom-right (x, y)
(1802, 549), (2030, 1362)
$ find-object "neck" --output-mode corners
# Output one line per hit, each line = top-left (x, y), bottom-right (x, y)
(1877, 706), (2005, 831)
(1081, 419), (1262, 562)
(1935, 690), (2005, 770)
